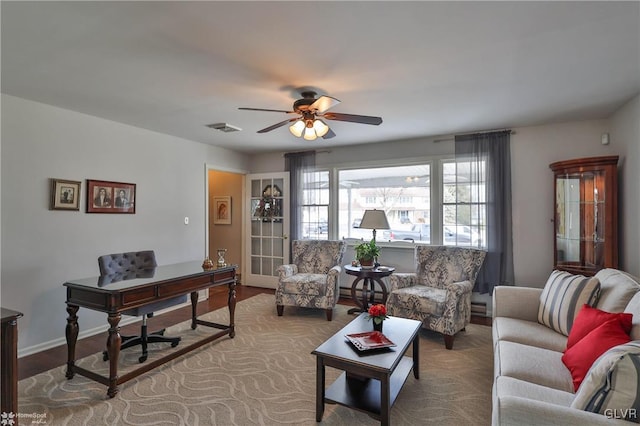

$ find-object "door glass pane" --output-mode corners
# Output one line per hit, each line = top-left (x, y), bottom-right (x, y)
(251, 256), (261, 274)
(251, 238), (260, 255)
(262, 257), (272, 276)
(262, 238), (272, 256)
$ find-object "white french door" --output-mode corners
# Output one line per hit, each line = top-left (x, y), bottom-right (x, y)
(244, 172), (289, 288)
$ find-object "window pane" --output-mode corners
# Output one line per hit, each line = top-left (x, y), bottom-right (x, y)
(338, 164), (431, 242)
(442, 159), (486, 248)
(301, 170), (330, 240)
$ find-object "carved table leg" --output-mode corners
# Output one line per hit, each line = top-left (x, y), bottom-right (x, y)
(106, 312), (122, 398)
(228, 281), (236, 338)
(65, 304), (80, 380)
(347, 277), (365, 314)
(190, 291), (199, 330)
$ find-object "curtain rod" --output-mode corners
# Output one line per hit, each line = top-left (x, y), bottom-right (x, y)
(283, 149), (331, 157)
(433, 129), (515, 143)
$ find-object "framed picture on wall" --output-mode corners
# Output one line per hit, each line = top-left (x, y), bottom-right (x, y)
(86, 179), (136, 214)
(213, 196), (231, 224)
(49, 178), (81, 211)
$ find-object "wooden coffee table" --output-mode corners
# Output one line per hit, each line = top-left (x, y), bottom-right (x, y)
(312, 314), (421, 425)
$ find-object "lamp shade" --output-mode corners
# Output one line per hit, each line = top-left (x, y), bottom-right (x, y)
(359, 209), (390, 230)
(289, 120), (305, 137)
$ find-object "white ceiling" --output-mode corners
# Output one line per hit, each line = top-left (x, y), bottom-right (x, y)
(2, 1), (639, 154)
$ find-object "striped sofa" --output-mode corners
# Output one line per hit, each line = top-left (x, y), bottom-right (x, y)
(492, 268), (640, 425)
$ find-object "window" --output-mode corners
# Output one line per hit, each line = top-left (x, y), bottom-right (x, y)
(338, 165), (431, 242)
(301, 170), (330, 240)
(296, 159), (487, 247)
(442, 159), (486, 247)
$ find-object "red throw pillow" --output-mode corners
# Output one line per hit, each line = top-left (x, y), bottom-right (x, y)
(566, 304), (633, 349)
(562, 318), (631, 391)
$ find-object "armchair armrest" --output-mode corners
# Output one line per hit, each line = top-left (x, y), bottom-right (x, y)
(325, 265), (342, 300)
(277, 264), (298, 279)
(445, 280), (474, 298)
(492, 286), (542, 321)
(389, 273), (417, 291)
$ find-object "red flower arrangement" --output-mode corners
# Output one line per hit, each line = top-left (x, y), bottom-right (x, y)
(367, 304), (389, 325)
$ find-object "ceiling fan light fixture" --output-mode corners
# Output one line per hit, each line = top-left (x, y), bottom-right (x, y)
(303, 127), (318, 141)
(313, 119), (329, 137)
(289, 120), (305, 137)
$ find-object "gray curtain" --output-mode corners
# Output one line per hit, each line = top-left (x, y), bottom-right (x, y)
(284, 150), (316, 255)
(455, 131), (514, 294)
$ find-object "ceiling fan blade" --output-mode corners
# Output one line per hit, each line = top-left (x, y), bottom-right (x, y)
(309, 96), (341, 114)
(322, 112), (383, 125)
(239, 107), (295, 114)
(257, 118), (298, 133)
(322, 128), (336, 140)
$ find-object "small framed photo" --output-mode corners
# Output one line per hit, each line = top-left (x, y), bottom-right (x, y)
(86, 179), (136, 214)
(50, 178), (81, 211)
(213, 196), (231, 224)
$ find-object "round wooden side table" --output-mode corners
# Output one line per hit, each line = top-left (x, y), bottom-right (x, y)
(344, 265), (395, 314)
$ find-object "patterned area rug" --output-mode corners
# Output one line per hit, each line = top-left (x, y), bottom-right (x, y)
(17, 294), (493, 425)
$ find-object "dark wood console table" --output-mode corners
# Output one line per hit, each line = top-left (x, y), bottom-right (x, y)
(64, 261), (236, 398)
(1, 307), (23, 419)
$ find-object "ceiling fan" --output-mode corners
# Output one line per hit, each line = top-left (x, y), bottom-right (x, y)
(239, 91), (383, 141)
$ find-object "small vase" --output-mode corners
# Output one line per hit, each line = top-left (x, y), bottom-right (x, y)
(373, 320), (383, 332)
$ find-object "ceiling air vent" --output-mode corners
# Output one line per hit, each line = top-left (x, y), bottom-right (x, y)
(206, 123), (242, 133)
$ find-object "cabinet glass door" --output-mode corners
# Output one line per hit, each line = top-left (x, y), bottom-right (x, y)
(554, 171), (606, 273)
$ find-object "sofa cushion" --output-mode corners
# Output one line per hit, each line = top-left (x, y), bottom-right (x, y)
(571, 341), (640, 421)
(279, 273), (327, 295)
(625, 292), (640, 341)
(495, 376), (575, 407)
(493, 317), (568, 352)
(566, 304), (633, 349)
(595, 268), (640, 313)
(562, 318), (632, 391)
(495, 340), (574, 392)
(538, 270), (601, 336)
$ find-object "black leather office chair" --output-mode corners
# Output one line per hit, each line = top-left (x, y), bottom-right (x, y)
(98, 251), (187, 363)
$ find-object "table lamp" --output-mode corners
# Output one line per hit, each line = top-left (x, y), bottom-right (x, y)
(359, 209), (390, 243)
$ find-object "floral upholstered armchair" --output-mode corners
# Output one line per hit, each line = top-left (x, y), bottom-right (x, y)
(386, 245), (486, 349)
(276, 240), (346, 321)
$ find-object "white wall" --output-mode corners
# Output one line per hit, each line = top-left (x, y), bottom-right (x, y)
(0, 95), (251, 354)
(611, 94), (640, 277)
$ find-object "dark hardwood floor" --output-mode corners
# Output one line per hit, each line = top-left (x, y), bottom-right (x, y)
(18, 285), (491, 380)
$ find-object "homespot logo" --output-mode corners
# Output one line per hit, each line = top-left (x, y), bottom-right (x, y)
(604, 408), (637, 421)
(1, 412), (48, 425)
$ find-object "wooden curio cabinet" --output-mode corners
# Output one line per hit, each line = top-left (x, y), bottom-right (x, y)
(550, 156), (618, 276)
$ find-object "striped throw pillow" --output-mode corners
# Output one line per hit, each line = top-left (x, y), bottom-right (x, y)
(571, 341), (640, 423)
(537, 270), (601, 336)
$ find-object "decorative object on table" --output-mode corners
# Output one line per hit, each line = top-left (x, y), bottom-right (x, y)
(216, 248), (228, 267)
(358, 209), (390, 242)
(202, 257), (214, 270)
(49, 178), (81, 211)
(86, 179), (136, 214)
(367, 303), (389, 332)
(345, 331), (396, 351)
(213, 196), (231, 225)
(354, 239), (380, 269)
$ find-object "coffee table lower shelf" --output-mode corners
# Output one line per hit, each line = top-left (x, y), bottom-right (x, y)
(325, 357), (414, 418)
